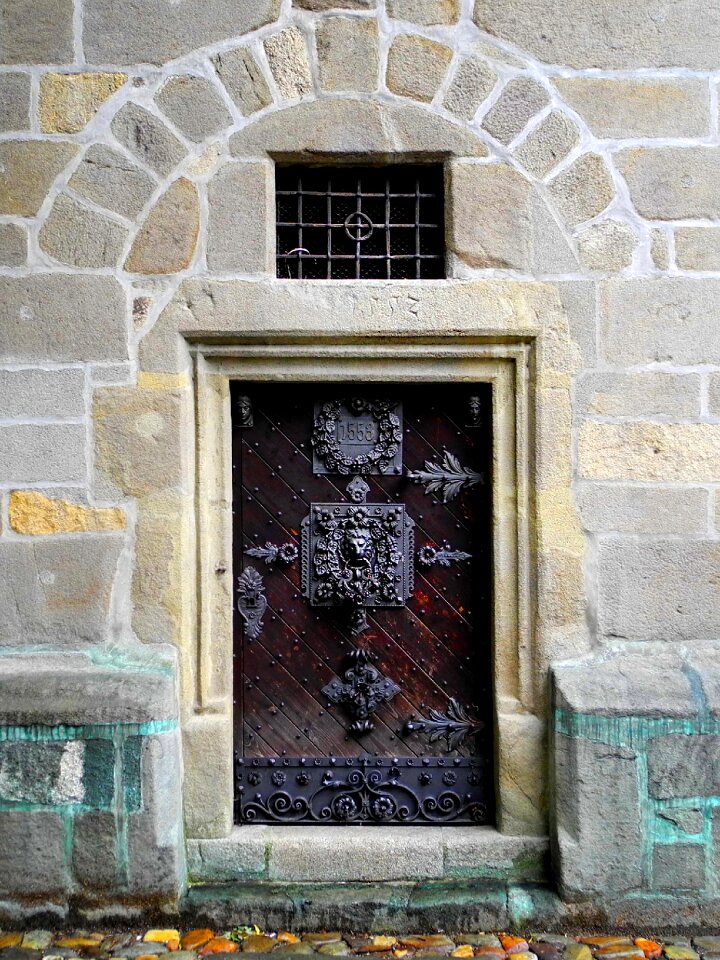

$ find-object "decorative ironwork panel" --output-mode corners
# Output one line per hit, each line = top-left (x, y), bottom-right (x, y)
(276, 165), (445, 280)
(232, 382), (494, 825)
(235, 756), (490, 825)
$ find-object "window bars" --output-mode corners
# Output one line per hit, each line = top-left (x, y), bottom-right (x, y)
(276, 165), (445, 280)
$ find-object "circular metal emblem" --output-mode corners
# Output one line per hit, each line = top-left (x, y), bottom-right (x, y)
(344, 210), (374, 242)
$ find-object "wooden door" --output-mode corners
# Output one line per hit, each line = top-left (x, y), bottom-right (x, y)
(232, 382), (494, 825)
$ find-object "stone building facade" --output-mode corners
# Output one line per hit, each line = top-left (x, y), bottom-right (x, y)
(1, 0), (719, 930)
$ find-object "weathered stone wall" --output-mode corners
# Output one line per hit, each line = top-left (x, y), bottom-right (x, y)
(1, 0), (719, 926)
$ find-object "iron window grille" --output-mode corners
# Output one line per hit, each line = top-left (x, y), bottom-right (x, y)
(276, 164), (445, 280)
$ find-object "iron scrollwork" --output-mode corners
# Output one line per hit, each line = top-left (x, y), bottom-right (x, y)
(311, 397), (403, 475)
(407, 449), (483, 503)
(322, 648), (400, 735)
(405, 698), (485, 751)
(236, 566), (267, 641)
(235, 756), (489, 825)
(244, 541), (299, 567)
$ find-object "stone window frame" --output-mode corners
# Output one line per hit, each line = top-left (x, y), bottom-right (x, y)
(184, 338), (535, 868)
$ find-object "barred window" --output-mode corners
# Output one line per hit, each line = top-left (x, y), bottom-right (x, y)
(276, 164), (445, 280)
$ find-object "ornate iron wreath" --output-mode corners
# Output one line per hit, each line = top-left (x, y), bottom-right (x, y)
(311, 398), (402, 475)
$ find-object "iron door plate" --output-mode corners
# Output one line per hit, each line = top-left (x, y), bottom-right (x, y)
(301, 501), (414, 609)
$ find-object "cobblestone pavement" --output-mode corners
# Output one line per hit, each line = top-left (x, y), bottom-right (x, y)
(1, 930), (719, 960)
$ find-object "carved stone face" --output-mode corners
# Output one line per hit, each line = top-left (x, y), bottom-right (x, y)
(469, 396), (481, 422)
(237, 395), (253, 426)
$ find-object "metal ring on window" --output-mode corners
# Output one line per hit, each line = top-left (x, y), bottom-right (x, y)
(344, 210), (374, 242)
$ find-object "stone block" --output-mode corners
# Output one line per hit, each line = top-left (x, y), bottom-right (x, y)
(229, 98), (486, 159)
(0, 537), (123, 646)
(316, 16), (378, 93)
(126, 731), (185, 896)
(553, 650), (694, 718)
(0, 0), (73, 64)
(473, 0), (720, 70)
(554, 78), (708, 139)
(575, 220), (638, 273)
(207, 161), (273, 273)
(514, 111), (579, 179)
(709, 375), (720, 418)
(83, 0), (280, 64)
(442, 56), (496, 121)
(579, 421), (720, 483)
(600, 279), (720, 365)
(0, 368), (84, 419)
(9, 491), (126, 536)
(0, 740), (84, 805)
(0, 223), (27, 266)
(0, 812), (66, 897)
(264, 28), (313, 100)
(131, 492), (188, 646)
(0, 424), (85, 483)
(442, 828), (548, 881)
(597, 538), (720, 642)
(295, 0), (374, 6)
(575, 371), (700, 419)
(0, 73), (30, 132)
(72, 811), (119, 888)
(111, 104), (186, 178)
(125, 178), (200, 275)
(0, 141), (78, 217)
(675, 227), (720, 271)
(575, 484), (709, 536)
(0, 276), (127, 363)
(213, 46), (272, 116)
(650, 229), (670, 270)
(648, 735), (720, 800)
(94, 386), (189, 499)
(69, 144), (157, 220)
(617, 148), (720, 220)
(0, 647), (177, 725)
(447, 161), (578, 272)
(387, 0), (459, 24)
(156, 76), (232, 144)
(554, 731), (643, 900)
(386, 34), (453, 103)
(481, 76), (549, 146)
(187, 827), (268, 882)
(548, 153), (614, 227)
(652, 843), (706, 892)
(182, 714), (234, 837)
(40, 194), (128, 269)
(39, 73), (127, 134)
(267, 825), (444, 881)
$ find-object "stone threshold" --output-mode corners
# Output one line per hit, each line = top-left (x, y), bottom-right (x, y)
(187, 825), (549, 884)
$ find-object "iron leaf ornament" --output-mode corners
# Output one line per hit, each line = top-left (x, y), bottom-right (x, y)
(417, 542), (472, 569)
(244, 541), (299, 567)
(407, 449), (483, 503)
(236, 566), (267, 641)
(405, 698), (485, 751)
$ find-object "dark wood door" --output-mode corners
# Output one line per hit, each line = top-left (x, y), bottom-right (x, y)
(232, 382), (494, 825)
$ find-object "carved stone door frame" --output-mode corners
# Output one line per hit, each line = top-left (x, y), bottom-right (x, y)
(188, 339), (535, 841)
